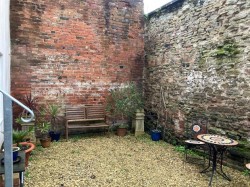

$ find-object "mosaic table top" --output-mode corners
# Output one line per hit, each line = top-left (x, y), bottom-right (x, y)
(197, 134), (238, 146)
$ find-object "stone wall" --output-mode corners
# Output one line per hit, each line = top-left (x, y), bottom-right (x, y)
(10, 0), (144, 107)
(144, 0), (250, 167)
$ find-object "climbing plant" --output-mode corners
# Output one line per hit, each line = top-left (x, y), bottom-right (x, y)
(209, 39), (240, 58)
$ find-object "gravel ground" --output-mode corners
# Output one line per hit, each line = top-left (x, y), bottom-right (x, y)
(25, 134), (250, 187)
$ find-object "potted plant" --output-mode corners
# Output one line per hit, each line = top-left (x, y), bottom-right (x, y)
(106, 82), (144, 137)
(37, 121), (51, 148)
(15, 117), (36, 143)
(14, 94), (38, 120)
(12, 129), (35, 166)
(13, 94), (38, 142)
(35, 108), (51, 148)
(1, 145), (20, 162)
(151, 128), (161, 141)
(46, 104), (62, 141)
(145, 111), (162, 141)
(116, 123), (129, 137)
(13, 128), (33, 146)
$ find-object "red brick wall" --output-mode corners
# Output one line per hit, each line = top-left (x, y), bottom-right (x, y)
(10, 0), (144, 107)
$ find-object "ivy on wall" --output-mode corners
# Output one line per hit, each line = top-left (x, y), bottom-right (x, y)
(209, 39), (240, 58)
(198, 39), (241, 69)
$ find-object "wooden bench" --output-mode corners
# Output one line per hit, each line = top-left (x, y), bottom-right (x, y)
(65, 105), (109, 140)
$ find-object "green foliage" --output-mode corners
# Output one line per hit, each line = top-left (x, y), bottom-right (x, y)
(19, 94), (38, 118)
(46, 104), (60, 118)
(46, 104), (61, 132)
(106, 82), (144, 121)
(35, 108), (51, 139)
(36, 121), (50, 135)
(33, 145), (43, 152)
(174, 145), (185, 153)
(210, 40), (240, 58)
(109, 122), (129, 131)
(242, 169), (250, 176)
(71, 150), (80, 154)
(71, 135), (81, 142)
(174, 145), (203, 157)
(25, 171), (31, 178)
(13, 127), (33, 146)
(15, 117), (23, 124)
(144, 111), (158, 131)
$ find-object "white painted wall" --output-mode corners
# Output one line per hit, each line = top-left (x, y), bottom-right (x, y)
(0, 0), (11, 146)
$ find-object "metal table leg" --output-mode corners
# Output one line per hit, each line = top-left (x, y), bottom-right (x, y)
(200, 144), (231, 186)
(209, 145), (218, 187)
(200, 144), (212, 173)
(19, 171), (24, 187)
(216, 147), (231, 181)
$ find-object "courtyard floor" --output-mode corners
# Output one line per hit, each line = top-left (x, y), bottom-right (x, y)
(25, 134), (250, 187)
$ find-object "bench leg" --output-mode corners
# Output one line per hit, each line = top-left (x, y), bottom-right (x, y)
(106, 127), (111, 138)
(65, 122), (68, 141)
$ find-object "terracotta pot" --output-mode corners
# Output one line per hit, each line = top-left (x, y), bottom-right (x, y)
(117, 128), (127, 137)
(40, 138), (51, 148)
(19, 142), (35, 167)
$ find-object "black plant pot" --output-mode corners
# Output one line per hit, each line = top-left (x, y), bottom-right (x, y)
(49, 131), (61, 142)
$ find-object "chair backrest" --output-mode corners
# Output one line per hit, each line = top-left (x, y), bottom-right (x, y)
(189, 117), (208, 139)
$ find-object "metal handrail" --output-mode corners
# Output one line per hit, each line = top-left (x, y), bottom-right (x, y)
(0, 90), (34, 123)
(0, 89), (34, 187)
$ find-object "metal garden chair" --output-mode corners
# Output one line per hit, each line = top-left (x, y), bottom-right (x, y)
(184, 116), (209, 165)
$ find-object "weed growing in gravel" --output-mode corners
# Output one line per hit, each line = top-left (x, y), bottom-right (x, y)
(29, 156), (34, 161)
(25, 171), (31, 178)
(31, 145), (43, 156)
(174, 145), (185, 153)
(71, 135), (81, 142)
(242, 169), (250, 176)
(71, 150), (80, 154)
(136, 134), (152, 142)
(174, 145), (196, 156)
(34, 145), (44, 152)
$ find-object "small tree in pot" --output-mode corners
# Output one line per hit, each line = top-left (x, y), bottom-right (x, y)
(35, 109), (51, 148)
(106, 82), (144, 136)
(46, 104), (62, 141)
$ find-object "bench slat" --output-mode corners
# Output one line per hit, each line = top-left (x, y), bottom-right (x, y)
(67, 118), (105, 122)
(68, 124), (109, 129)
(86, 106), (105, 119)
(66, 107), (86, 120)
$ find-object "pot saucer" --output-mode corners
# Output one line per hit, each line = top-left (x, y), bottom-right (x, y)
(1, 156), (21, 165)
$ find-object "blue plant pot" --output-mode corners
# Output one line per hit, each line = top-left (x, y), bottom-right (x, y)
(49, 131), (61, 142)
(12, 147), (20, 161)
(151, 130), (161, 141)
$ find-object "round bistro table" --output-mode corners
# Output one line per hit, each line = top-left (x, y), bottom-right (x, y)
(197, 134), (238, 187)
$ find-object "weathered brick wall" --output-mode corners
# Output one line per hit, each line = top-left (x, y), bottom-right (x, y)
(10, 0), (144, 107)
(145, 0), (250, 166)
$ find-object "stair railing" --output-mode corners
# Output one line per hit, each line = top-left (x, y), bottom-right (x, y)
(0, 89), (34, 187)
